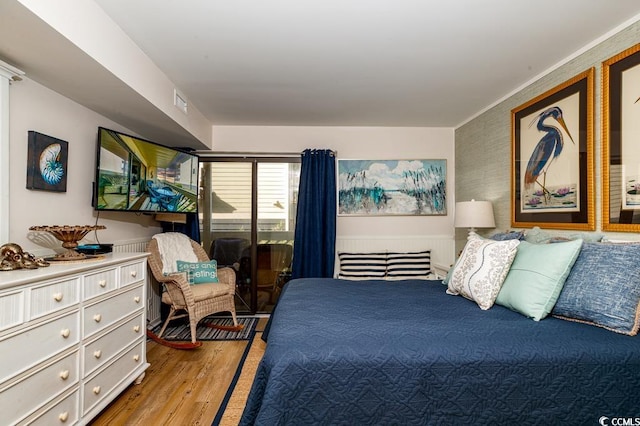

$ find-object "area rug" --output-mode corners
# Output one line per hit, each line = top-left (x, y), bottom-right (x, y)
(148, 316), (258, 341)
(213, 331), (266, 425)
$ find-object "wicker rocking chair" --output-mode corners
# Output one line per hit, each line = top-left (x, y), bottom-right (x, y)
(147, 236), (239, 345)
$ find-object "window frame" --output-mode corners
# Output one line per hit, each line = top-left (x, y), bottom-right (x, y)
(199, 155), (300, 313)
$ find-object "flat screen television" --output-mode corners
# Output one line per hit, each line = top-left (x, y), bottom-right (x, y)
(94, 127), (199, 213)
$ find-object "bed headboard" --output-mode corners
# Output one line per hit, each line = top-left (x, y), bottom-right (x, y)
(335, 235), (455, 277)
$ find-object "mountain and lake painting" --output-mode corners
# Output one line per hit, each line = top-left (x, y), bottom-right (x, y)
(338, 159), (446, 216)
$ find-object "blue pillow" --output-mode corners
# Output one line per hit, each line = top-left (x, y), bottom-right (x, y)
(176, 260), (219, 285)
(496, 239), (582, 321)
(553, 242), (640, 335)
(489, 230), (525, 241)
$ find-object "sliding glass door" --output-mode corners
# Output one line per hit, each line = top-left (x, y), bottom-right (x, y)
(199, 157), (300, 313)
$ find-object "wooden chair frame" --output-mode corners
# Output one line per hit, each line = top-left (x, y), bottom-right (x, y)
(147, 237), (238, 343)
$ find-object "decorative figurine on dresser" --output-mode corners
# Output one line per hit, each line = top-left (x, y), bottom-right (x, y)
(0, 242), (49, 270)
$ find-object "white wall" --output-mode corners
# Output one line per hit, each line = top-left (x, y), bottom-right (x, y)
(212, 125), (455, 239)
(6, 82), (455, 255)
(15, 0), (212, 147)
(9, 77), (161, 255)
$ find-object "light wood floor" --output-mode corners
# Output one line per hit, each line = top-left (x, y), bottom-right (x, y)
(89, 317), (268, 426)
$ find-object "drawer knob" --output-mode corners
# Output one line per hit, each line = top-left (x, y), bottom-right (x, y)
(61, 328), (71, 338)
(94, 350), (102, 359)
(93, 386), (101, 395)
(130, 270), (137, 277)
(98, 279), (107, 288)
(133, 354), (140, 362)
(59, 370), (70, 380)
(133, 325), (141, 333)
(93, 314), (102, 323)
(134, 296), (141, 304)
(53, 293), (63, 302)
(59, 411), (69, 422)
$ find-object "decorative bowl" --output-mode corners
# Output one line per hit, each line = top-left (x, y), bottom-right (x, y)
(29, 225), (107, 261)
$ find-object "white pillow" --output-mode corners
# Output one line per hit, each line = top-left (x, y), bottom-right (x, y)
(446, 235), (520, 310)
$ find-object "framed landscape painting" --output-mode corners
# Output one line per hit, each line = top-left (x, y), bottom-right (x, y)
(511, 68), (594, 230)
(337, 159), (446, 216)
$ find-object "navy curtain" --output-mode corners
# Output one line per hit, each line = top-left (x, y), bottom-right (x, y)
(160, 212), (201, 242)
(291, 149), (336, 279)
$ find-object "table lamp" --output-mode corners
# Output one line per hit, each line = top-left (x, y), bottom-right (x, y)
(454, 199), (495, 237)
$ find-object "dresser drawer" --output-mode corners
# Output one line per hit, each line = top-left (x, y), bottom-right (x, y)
(30, 278), (80, 320)
(0, 351), (79, 425)
(82, 341), (144, 415)
(84, 268), (117, 300)
(0, 288), (25, 332)
(83, 314), (144, 376)
(120, 260), (146, 288)
(23, 389), (79, 426)
(0, 311), (80, 383)
(83, 285), (143, 338)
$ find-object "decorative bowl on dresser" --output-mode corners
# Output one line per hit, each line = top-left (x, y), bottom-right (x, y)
(0, 252), (149, 425)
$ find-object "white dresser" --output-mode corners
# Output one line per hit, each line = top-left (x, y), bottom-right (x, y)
(0, 252), (150, 425)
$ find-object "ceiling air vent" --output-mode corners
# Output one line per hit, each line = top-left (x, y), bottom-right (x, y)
(174, 88), (188, 114)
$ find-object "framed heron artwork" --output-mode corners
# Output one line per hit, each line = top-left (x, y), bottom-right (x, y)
(602, 43), (640, 232)
(26, 131), (68, 192)
(511, 68), (594, 230)
(337, 159), (446, 216)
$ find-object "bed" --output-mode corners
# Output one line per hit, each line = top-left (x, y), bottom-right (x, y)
(240, 278), (640, 425)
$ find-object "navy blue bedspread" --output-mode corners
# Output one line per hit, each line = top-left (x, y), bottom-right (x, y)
(240, 278), (640, 425)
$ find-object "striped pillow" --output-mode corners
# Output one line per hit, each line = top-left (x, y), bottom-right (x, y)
(338, 251), (387, 280)
(386, 250), (431, 280)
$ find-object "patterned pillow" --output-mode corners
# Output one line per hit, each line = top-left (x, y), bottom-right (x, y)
(337, 252), (386, 280)
(552, 242), (640, 335)
(446, 235), (520, 310)
(386, 250), (431, 280)
(489, 230), (525, 241)
(524, 226), (603, 244)
(176, 260), (219, 285)
(496, 239), (582, 321)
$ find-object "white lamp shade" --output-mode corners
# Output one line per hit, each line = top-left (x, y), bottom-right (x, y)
(454, 200), (495, 229)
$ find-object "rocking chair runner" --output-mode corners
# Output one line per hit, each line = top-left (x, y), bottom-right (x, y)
(147, 235), (240, 344)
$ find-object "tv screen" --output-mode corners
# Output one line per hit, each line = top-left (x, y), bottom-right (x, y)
(94, 127), (199, 213)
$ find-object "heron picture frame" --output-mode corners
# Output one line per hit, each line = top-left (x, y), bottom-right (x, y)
(511, 68), (594, 230)
(602, 43), (640, 232)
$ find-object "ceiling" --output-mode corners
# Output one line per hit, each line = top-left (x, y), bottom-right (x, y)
(2, 1), (640, 149)
(92, 0), (640, 128)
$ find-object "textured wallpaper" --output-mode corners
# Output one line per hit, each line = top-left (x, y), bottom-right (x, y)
(455, 21), (640, 251)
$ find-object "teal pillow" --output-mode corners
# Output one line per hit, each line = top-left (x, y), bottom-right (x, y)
(176, 260), (219, 285)
(524, 226), (603, 244)
(441, 258), (459, 285)
(496, 239), (582, 321)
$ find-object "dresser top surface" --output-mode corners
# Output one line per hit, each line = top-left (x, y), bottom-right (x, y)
(0, 252), (148, 290)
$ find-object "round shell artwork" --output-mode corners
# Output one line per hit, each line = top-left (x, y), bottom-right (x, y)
(39, 143), (64, 185)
